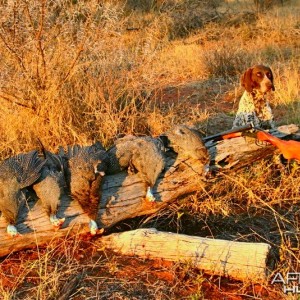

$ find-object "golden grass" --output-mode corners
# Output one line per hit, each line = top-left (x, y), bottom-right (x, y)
(1, 0), (300, 298)
(0, 1), (299, 152)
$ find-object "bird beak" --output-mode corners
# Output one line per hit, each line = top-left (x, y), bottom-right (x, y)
(203, 164), (210, 176)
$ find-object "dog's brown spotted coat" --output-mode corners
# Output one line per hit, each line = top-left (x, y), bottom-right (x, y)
(233, 65), (275, 129)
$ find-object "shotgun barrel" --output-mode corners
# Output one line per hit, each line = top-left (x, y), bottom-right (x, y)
(203, 124), (254, 143)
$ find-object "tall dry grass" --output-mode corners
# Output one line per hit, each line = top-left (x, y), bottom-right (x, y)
(0, 0), (299, 155)
(0, 0), (300, 299)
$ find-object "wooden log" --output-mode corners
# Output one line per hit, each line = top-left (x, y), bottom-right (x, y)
(101, 228), (271, 282)
(98, 155), (205, 228)
(0, 194), (91, 257)
(0, 124), (297, 259)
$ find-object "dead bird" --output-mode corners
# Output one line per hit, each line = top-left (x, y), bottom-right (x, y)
(106, 135), (165, 202)
(159, 125), (210, 176)
(33, 142), (66, 228)
(160, 125), (210, 163)
(62, 142), (108, 235)
(0, 150), (45, 236)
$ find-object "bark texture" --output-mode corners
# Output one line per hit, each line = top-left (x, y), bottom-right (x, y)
(101, 228), (271, 281)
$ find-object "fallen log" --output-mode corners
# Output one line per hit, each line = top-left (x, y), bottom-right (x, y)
(100, 228), (271, 282)
(0, 124), (298, 279)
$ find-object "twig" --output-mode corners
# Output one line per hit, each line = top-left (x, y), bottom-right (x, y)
(0, 30), (27, 73)
(57, 271), (86, 300)
(56, 43), (84, 91)
(35, 0), (47, 86)
(0, 92), (35, 111)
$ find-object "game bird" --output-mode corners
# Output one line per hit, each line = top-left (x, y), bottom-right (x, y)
(160, 125), (210, 165)
(63, 142), (108, 235)
(257, 130), (300, 161)
(106, 136), (165, 202)
(0, 150), (45, 236)
(33, 142), (66, 228)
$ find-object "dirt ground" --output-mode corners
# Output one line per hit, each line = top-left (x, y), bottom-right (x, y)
(0, 236), (283, 300)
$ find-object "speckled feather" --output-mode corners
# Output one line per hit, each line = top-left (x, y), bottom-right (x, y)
(161, 125), (209, 164)
(33, 147), (66, 219)
(106, 136), (165, 187)
(65, 143), (108, 220)
(0, 150), (45, 225)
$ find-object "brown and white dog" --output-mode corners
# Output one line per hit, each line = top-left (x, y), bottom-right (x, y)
(232, 65), (275, 129)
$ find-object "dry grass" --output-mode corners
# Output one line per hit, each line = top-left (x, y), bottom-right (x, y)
(1, 0), (300, 299)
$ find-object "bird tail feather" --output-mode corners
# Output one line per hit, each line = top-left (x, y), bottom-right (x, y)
(13, 150), (46, 188)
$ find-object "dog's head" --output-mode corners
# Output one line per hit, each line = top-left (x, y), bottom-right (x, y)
(241, 65), (275, 94)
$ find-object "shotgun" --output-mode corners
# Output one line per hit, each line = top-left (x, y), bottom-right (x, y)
(203, 123), (254, 143)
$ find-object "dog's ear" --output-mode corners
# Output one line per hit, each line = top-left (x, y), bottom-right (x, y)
(269, 68), (275, 91)
(241, 67), (253, 92)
